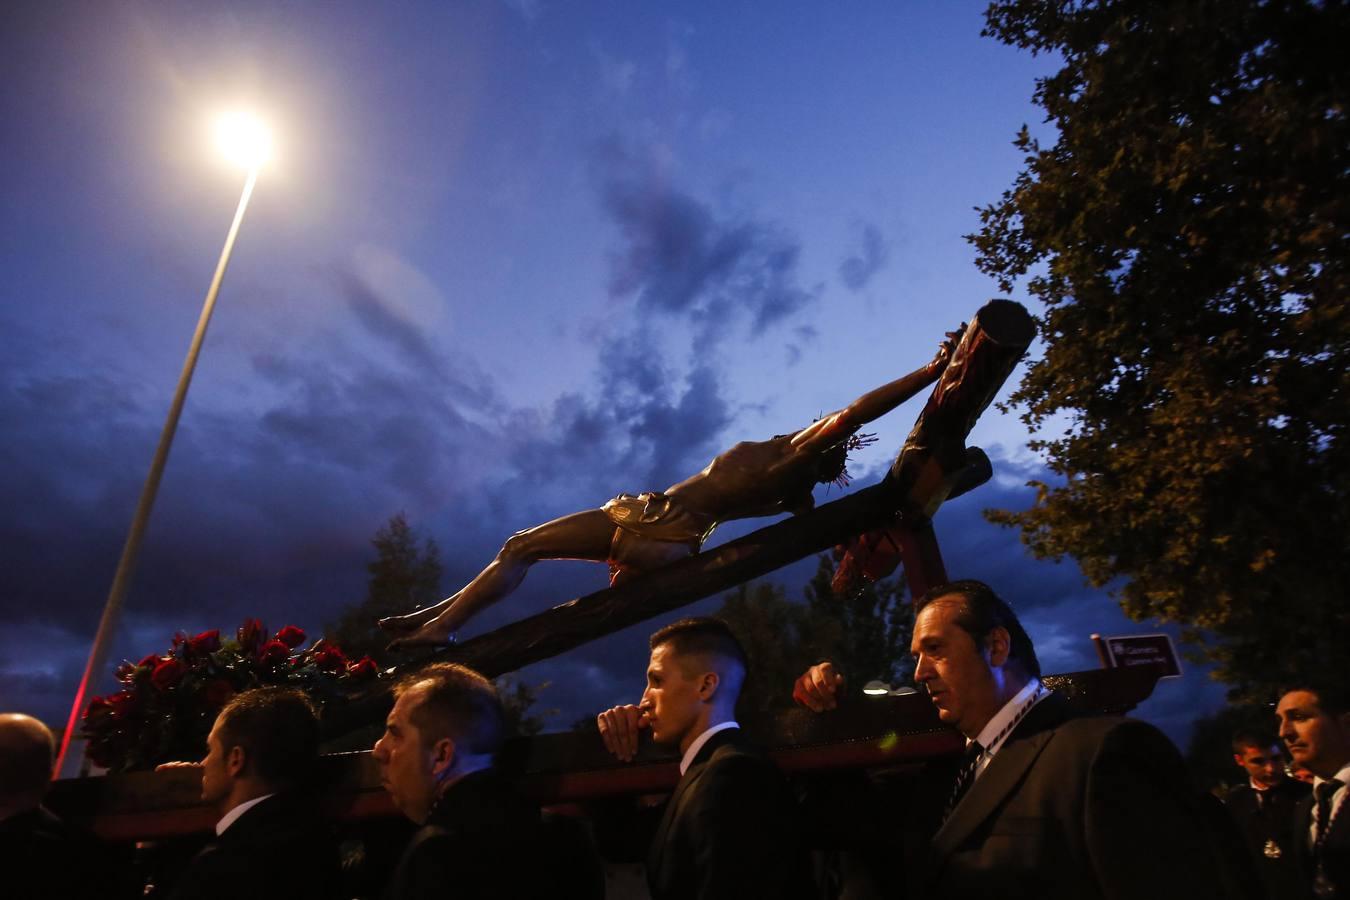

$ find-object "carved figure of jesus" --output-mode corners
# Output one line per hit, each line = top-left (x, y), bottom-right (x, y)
(381, 334), (959, 648)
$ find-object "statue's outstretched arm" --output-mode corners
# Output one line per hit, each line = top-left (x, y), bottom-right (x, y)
(790, 328), (962, 455)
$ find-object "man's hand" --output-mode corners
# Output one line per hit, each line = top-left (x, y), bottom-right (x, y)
(597, 704), (650, 762)
(154, 761), (203, 773)
(792, 662), (845, 712)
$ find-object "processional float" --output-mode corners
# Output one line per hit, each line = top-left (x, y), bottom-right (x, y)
(50, 299), (1167, 840)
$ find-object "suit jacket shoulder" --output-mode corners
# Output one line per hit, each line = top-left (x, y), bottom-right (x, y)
(168, 792), (341, 900)
(383, 769), (585, 900)
(923, 700), (1255, 900)
(646, 729), (812, 900)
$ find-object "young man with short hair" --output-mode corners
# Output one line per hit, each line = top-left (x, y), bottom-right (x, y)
(597, 617), (812, 900)
(163, 687), (341, 900)
(1223, 730), (1310, 900)
(1277, 684), (1350, 898)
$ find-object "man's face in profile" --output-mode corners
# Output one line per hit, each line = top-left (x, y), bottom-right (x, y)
(199, 719), (232, 809)
(372, 685), (440, 823)
(911, 599), (1000, 738)
(640, 643), (704, 747)
(1234, 742), (1285, 790)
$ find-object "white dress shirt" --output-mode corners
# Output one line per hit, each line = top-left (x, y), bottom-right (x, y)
(215, 792), (275, 836)
(680, 721), (740, 775)
(969, 678), (1047, 779)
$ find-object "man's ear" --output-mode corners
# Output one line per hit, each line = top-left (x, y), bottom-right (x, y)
(698, 670), (721, 702)
(1232, 753), (1245, 769)
(430, 736), (457, 779)
(226, 745), (247, 779)
(985, 626), (1011, 668)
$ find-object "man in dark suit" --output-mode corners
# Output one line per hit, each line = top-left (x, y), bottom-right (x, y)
(0, 712), (134, 900)
(597, 617), (813, 900)
(162, 687), (341, 900)
(1277, 684), (1350, 899)
(794, 579), (1251, 900)
(1224, 730), (1310, 900)
(374, 662), (602, 900)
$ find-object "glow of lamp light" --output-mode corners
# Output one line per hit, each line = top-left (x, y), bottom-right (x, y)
(214, 111), (273, 169)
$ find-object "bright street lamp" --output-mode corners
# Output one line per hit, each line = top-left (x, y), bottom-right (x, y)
(55, 113), (274, 777)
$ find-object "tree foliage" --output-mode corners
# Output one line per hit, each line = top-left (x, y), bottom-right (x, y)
(325, 512), (444, 668)
(325, 513), (551, 736)
(717, 555), (913, 734)
(974, 0), (1348, 701)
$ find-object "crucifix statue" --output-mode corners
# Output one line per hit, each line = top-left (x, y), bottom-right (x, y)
(379, 329), (964, 649)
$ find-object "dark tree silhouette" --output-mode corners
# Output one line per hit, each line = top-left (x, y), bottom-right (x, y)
(974, 0), (1348, 701)
(717, 555), (912, 735)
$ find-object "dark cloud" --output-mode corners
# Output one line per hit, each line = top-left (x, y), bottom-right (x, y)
(594, 140), (817, 350)
(839, 221), (889, 292)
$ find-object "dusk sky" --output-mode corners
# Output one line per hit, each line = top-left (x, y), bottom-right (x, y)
(1, 1), (1227, 751)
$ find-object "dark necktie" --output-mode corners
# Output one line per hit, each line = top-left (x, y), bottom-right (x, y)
(942, 740), (985, 822)
(1315, 778), (1342, 848)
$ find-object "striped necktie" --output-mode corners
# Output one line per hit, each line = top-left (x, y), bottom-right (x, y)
(942, 740), (985, 822)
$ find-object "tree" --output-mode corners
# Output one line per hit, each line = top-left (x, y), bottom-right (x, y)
(973, 0), (1349, 701)
(326, 512), (444, 668)
(325, 513), (551, 738)
(717, 555), (913, 734)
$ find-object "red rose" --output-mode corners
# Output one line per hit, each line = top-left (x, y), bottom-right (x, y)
(138, 654), (162, 668)
(258, 640), (290, 666)
(188, 629), (221, 655)
(85, 695), (110, 720)
(312, 644), (347, 673)
(275, 625), (306, 649)
(237, 618), (264, 652)
(346, 657), (378, 679)
(105, 690), (138, 718)
(203, 679), (235, 708)
(150, 658), (187, 691)
(114, 661), (136, 683)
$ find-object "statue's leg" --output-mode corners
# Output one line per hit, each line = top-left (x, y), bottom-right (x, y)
(382, 509), (615, 647)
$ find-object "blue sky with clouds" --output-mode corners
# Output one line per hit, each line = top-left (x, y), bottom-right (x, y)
(1, 0), (1227, 751)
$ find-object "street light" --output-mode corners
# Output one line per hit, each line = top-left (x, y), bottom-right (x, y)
(54, 113), (273, 777)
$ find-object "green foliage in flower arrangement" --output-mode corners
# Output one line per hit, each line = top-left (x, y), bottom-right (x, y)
(82, 619), (379, 772)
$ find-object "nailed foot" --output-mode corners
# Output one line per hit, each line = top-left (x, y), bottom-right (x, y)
(386, 616), (459, 651)
(378, 603), (448, 635)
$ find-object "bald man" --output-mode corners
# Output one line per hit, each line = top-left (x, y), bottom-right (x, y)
(0, 713), (131, 900)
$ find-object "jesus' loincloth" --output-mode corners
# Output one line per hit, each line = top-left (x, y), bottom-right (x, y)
(601, 492), (718, 583)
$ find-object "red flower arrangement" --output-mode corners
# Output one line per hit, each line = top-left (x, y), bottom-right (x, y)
(82, 619), (380, 772)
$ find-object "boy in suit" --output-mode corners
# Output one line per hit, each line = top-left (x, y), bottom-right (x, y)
(597, 617), (812, 900)
(1223, 730), (1310, 900)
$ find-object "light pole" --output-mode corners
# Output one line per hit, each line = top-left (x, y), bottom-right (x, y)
(55, 113), (273, 777)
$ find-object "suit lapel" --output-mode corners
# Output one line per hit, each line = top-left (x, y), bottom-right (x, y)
(929, 694), (1068, 863)
(647, 729), (742, 877)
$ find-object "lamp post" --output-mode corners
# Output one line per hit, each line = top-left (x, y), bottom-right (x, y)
(55, 113), (273, 777)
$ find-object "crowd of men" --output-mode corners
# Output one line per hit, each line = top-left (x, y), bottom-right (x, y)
(1, 579), (1346, 899)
